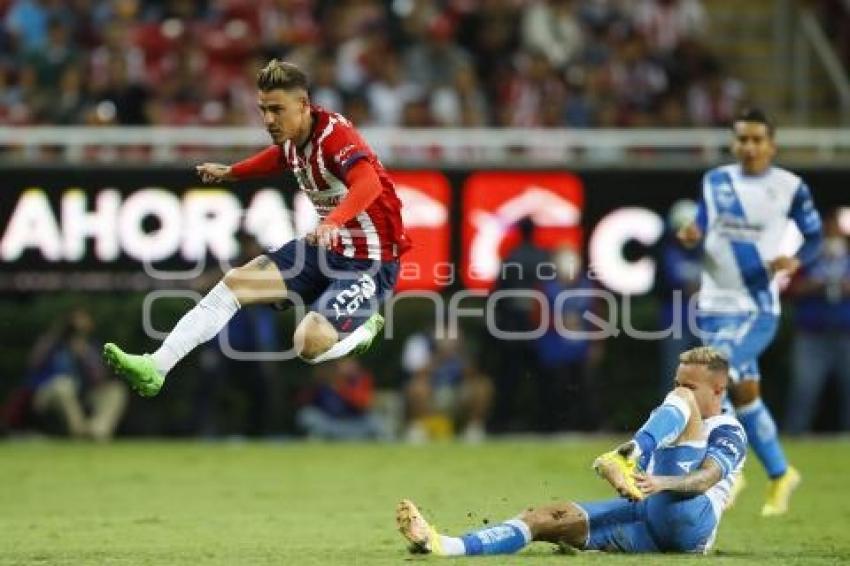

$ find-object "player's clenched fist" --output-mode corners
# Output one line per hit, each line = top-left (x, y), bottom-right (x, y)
(307, 220), (341, 249)
(767, 255), (801, 277)
(676, 223), (703, 249)
(195, 162), (235, 183)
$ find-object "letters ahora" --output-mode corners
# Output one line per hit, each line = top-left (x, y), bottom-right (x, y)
(0, 188), (305, 263)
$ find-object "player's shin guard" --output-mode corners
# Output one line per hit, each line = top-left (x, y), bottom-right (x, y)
(459, 519), (531, 555)
(736, 399), (788, 479)
(633, 391), (691, 457)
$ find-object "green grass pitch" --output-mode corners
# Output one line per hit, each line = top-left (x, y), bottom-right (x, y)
(1, 439), (848, 565)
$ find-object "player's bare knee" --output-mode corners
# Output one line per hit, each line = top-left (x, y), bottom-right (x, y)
(294, 312), (338, 361)
(519, 503), (586, 544)
(517, 506), (552, 536)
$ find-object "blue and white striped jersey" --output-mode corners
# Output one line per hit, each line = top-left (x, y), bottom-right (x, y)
(697, 164), (822, 314)
(643, 413), (746, 522)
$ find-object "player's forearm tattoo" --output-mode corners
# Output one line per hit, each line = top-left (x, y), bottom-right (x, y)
(660, 460), (723, 494)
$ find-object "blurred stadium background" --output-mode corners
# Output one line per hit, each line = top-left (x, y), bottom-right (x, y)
(1, 0), (850, 563)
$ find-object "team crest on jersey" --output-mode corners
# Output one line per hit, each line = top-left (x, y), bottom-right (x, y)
(334, 144), (358, 164)
(714, 182), (737, 210)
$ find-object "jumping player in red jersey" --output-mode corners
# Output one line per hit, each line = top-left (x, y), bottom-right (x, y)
(103, 60), (410, 397)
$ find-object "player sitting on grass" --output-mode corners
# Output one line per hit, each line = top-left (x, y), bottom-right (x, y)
(396, 346), (746, 555)
(102, 60), (410, 397)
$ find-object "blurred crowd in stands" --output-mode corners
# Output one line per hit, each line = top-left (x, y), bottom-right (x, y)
(0, 0), (749, 128)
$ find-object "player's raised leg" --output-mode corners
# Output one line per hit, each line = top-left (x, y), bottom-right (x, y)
(295, 258), (395, 365)
(594, 383), (700, 500)
(104, 255), (285, 397)
(294, 310), (385, 364)
(731, 378), (800, 516)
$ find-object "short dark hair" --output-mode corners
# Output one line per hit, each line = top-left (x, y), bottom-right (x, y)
(733, 108), (775, 137)
(257, 59), (309, 93)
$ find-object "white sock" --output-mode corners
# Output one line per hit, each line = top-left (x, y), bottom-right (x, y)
(151, 281), (241, 375)
(437, 535), (466, 556)
(303, 324), (371, 365)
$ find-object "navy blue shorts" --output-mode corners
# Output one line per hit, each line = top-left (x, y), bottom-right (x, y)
(265, 238), (399, 334)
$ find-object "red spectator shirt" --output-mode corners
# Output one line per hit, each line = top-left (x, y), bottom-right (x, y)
(235, 105), (410, 261)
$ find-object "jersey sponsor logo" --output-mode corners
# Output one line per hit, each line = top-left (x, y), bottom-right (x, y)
(715, 215), (764, 241)
(677, 460), (695, 473)
(309, 194), (344, 218)
(713, 435), (742, 463)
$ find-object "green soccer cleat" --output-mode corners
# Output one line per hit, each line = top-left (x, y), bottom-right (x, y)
(103, 343), (164, 398)
(349, 313), (385, 356)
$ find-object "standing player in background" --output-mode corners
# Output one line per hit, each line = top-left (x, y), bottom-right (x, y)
(678, 109), (823, 515)
(103, 60), (410, 397)
(396, 347), (746, 556)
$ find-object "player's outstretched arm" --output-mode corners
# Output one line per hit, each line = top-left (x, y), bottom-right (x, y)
(196, 162), (236, 183)
(633, 458), (723, 496)
(204, 145), (284, 182)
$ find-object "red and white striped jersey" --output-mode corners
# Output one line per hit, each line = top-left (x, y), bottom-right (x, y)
(281, 105), (410, 261)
